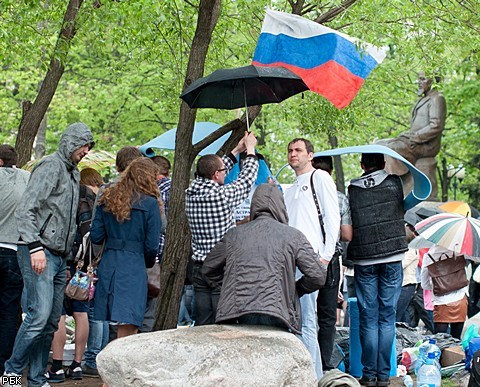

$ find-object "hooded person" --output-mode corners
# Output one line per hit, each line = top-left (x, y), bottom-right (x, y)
(202, 183), (327, 334)
(4, 122), (94, 387)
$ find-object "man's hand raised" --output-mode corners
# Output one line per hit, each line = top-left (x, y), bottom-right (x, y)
(245, 131), (257, 155)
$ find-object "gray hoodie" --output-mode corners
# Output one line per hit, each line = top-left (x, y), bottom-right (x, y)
(15, 123), (94, 256)
(0, 167), (30, 245)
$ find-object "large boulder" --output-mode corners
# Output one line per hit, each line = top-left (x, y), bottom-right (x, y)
(97, 324), (317, 386)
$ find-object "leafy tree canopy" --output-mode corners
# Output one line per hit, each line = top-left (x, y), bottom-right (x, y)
(0, 0), (479, 202)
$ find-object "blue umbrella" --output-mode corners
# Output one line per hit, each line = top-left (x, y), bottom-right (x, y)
(276, 144), (432, 211)
(313, 145), (431, 210)
(139, 122), (230, 157)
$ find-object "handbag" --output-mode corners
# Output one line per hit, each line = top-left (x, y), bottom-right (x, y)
(147, 262), (161, 298)
(426, 252), (468, 296)
(65, 269), (94, 301)
(65, 232), (103, 301)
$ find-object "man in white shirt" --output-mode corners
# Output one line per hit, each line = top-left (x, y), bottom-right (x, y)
(284, 138), (340, 379)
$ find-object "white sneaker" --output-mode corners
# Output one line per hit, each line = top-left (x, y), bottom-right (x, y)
(2, 371), (22, 387)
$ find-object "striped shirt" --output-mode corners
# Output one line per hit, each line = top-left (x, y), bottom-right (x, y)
(157, 177), (171, 259)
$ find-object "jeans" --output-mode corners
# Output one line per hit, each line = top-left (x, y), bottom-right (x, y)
(396, 284), (416, 325)
(178, 286), (193, 326)
(5, 246), (66, 387)
(316, 255), (340, 371)
(355, 261), (402, 381)
(296, 290), (323, 380)
(84, 299), (109, 369)
(192, 263), (221, 326)
(139, 297), (157, 333)
(0, 247), (24, 374)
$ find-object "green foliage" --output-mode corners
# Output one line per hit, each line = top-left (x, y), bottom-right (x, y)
(0, 0), (479, 201)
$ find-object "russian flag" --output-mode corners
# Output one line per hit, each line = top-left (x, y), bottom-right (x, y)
(252, 10), (387, 109)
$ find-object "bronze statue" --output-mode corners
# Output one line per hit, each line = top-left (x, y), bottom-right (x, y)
(378, 72), (447, 199)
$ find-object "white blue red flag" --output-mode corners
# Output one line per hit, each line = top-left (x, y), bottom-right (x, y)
(252, 10), (387, 109)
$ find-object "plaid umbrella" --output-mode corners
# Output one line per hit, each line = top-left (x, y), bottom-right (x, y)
(415, 213), (480, 257)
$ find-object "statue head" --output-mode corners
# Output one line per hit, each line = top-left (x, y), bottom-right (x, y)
(417, 72), (433, 96)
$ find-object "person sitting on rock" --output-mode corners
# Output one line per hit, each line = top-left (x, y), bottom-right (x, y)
(202, 183), (327, 334)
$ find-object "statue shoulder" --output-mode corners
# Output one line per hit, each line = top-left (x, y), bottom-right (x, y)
(429, 89), (445, 101)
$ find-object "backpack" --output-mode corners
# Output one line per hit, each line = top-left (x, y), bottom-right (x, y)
(71, 185), (96, 267)
(77, 185), (96, 237)
(468, 349), (480, 387)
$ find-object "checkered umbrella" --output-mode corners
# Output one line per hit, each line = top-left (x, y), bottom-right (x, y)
(415, 213), (480, 257)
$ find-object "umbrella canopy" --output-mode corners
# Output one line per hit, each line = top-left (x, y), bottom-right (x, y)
(138, 122), (230, 157)
(180, 65), (308, 110)
(415, 213), (480, 257)
(295, 144), (432, 210)
(405, 200), (480, 226)
(439, 201), (479, 218)
(23, 150), (115, 172)
(405, 201), (444, 226)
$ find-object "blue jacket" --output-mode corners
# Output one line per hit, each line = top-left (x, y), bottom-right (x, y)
(90, 194), (161, 326)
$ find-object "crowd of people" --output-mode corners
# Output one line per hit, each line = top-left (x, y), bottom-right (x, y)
(0, 121), (472, 387)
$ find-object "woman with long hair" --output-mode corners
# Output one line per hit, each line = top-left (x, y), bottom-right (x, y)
(90, 158), (162, 338)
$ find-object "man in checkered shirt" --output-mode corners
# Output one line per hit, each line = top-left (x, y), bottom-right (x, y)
(185, 131), (258, 325)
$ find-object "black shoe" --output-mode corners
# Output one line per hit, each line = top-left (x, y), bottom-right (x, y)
(359, 377), (377, 387)
(377, 379), (390, 387)
(45, 369), (65, 383)
(82, 365), (99, 378)
(65, 366), (82, 380)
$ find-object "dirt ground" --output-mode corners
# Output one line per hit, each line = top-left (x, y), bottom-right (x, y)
(18, 374), (419, 386)
(20, 374), (103, 387)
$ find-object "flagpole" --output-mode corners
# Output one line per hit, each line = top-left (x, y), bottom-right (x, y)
(244, 82), (250, 131)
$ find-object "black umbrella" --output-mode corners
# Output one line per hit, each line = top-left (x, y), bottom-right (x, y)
(180, 65), (308, 110)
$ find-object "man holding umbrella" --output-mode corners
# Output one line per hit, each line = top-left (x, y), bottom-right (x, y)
(185, 131), (258, 326)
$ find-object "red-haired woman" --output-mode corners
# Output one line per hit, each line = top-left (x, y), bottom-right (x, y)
(90, 158), (162, 338)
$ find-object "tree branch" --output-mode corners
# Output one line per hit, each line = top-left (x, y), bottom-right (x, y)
(315, 0), (359, 24)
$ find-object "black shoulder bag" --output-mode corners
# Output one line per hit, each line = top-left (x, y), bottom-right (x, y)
(310, 170), (340, 288)
(309, 170), (326, 244)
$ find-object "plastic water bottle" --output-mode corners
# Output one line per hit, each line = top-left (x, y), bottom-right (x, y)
(403, 374), (413, 387)
(428, 338), (441, 368)
(417, 352), (441, 387)
(415, 340), (431, 375)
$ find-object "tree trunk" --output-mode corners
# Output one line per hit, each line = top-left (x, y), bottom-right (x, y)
(15, 0), (84, 167)
(153, 0), (222, 331)
(328, 133), (345, 193)
(34, 114), (47, 160)
(153, 0), (361, 330)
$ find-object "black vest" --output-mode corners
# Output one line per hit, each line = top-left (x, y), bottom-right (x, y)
(347, 174), (408, 261)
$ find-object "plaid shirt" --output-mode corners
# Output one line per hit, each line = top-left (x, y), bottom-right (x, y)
(338, 190), (352, 265)
(157, 177), (171, 259)
(338, 191), (351, 226)
(185, 154), (258, 262)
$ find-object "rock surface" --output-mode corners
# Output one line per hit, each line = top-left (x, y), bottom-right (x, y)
(97, 324), (317, 387)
